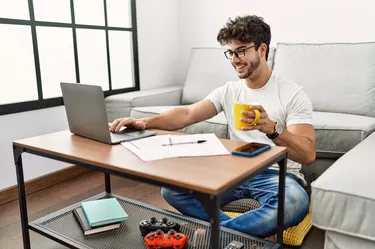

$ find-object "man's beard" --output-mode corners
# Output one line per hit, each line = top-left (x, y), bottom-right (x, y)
(236, 55), (261, 79)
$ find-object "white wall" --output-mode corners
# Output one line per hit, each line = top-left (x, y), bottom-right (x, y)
(0, 107), (70, 189)
(177, 0), (375, 81)
(0, 1), (180, 190)
(137, 0), (180, 90)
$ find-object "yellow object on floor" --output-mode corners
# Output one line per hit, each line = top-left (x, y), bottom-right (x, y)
(224, 211), (312, 246)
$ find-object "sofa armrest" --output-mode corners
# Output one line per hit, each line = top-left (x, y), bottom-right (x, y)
(105, 85), (183, 122)
(311, 132), (375, 234)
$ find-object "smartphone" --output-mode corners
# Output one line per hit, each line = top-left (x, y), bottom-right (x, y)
(231, 142), (271, 157)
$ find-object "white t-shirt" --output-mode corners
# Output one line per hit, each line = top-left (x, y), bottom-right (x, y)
(205, 72), (313, 185)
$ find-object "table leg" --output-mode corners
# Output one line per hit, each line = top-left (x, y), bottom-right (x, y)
(105, 173), (111, 193)
(14, 146), (31, 249)
(276, 154), (287, 248)
(208, 196), (220, 249)
(194, 193), (220, 249)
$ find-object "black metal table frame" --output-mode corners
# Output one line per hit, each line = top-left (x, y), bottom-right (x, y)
(13, 144), (287, 249)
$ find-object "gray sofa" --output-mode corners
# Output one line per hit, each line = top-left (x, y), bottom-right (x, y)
(105, 43), (375, 248)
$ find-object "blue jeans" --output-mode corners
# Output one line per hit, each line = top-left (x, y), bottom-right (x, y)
(161, 169), (309, 238)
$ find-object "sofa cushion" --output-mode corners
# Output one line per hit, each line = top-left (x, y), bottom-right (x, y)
(313, 111), (375, 152)
(273, 43), (375, 117)
(105, 85), (182, 122)
(181, 47), (276, 104)
(130, 106), (229, 139)
(311, 132), (375, 243)
(181, 48), (238, 104)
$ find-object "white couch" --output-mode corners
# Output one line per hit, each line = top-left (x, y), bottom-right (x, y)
(105, 43), (375, 248)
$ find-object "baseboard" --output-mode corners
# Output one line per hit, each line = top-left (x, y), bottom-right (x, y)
(0, 166), (92, 206)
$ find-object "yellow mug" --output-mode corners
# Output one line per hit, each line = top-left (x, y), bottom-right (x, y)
(233, 102), (261, 130)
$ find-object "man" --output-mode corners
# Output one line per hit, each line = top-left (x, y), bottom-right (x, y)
(109, 15), (316, 238)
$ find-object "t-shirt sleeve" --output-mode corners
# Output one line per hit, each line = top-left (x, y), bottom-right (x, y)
(285, 90), (313, 126)
(205, 85), (225, 114)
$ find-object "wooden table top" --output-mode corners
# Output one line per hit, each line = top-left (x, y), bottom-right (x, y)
(13, 130), (287, 195)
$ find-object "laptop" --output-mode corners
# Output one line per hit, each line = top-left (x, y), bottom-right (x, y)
(60, 82), (156, 144)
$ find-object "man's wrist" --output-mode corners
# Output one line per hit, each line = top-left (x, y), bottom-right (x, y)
(266, 122), (282, 139)
(140, 117), (150, 129)
(269, 122), (276, 135)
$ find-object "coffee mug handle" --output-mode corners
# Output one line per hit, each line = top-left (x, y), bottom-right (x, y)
(248, 109), (260, 126)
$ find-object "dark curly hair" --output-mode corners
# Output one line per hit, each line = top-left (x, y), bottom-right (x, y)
(217, 15), (271, 60)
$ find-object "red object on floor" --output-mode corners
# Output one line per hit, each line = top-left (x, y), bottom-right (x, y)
(144, 229), (189, 249)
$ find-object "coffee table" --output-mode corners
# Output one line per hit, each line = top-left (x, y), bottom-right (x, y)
(13, 130), (287, 249)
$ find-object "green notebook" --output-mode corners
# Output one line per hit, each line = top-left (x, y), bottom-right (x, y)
(81, 198), (128, 227)
(73, 207), (121, 235)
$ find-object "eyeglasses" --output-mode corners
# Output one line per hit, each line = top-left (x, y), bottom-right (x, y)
(224, 45), (257, 59)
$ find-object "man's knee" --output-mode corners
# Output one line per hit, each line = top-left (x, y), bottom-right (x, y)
(284, 185), (309, 225)
(161, 187), (174, 202)
(161, 187), (184, 204)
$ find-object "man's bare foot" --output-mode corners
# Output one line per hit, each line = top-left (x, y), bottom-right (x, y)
(192, 228), (209, 247)
(265, 234), (277, 242)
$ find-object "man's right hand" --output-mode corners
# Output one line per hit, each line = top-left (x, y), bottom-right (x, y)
(109, 118), (147, 133)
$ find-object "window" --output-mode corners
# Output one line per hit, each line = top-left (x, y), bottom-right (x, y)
(0, 0), (139, 115)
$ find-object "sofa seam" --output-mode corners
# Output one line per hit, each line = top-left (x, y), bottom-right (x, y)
(130, 89), (182, 108)
(312, 186), (375, 202)
(200, 120), (227, 127)
(316, 150), (346, 154)
(314, 128), (374, 132)
(364, 128), (375, 139)
(130, 110), (174, 117)
(361, 130), (365, 141)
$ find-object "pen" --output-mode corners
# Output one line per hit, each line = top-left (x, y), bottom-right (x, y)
(168, 135), (172, 146)
(162, 140), (207, 146)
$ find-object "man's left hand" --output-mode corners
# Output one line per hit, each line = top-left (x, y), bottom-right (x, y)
(240, 105), (275, 134)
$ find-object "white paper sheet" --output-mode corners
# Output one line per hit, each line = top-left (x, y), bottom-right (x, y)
(121, 133), (229, 161)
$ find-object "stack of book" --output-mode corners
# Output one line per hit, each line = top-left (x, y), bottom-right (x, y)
(73, 198), (128, 235)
